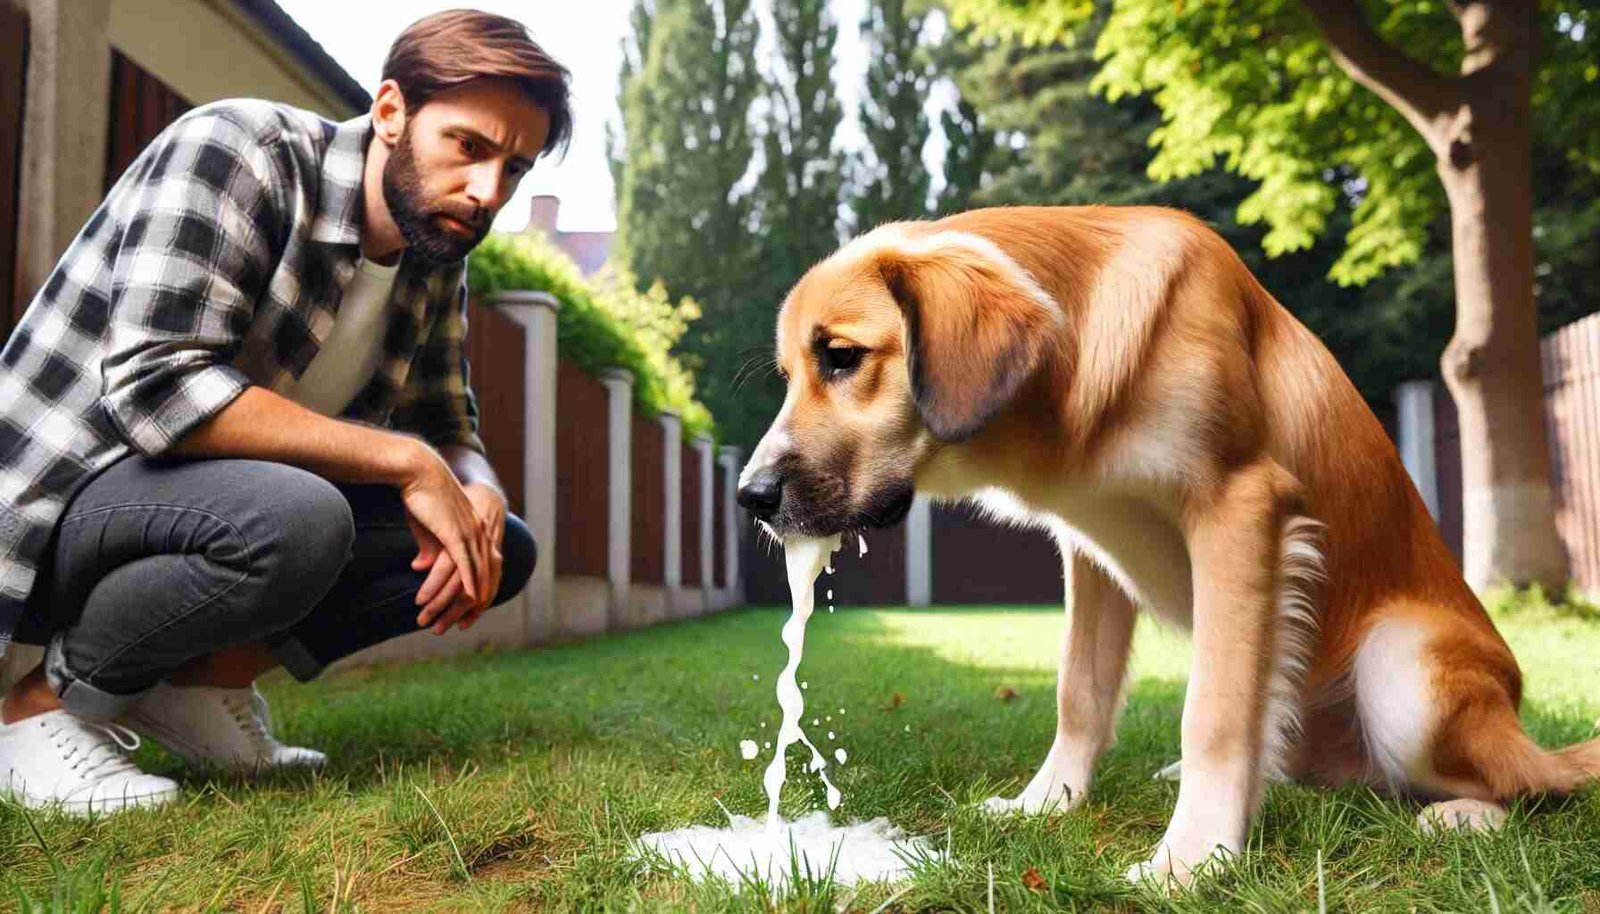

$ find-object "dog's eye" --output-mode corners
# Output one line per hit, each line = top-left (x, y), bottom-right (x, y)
(818, 344), (867, 378)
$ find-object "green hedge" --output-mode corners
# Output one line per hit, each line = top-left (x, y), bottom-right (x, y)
(467, 233), (715, 440)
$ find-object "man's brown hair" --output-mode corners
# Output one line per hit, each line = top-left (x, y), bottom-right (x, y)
(383, 9), (573, 157)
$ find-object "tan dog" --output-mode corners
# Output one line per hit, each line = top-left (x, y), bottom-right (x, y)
(735, 205), (1600, 884)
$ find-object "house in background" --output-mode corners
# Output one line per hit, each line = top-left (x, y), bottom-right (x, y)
(1, 0), (370, 337)
(522, 194), (615, 276)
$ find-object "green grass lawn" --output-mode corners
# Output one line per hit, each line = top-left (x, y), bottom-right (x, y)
(5, 593), (1600, 912)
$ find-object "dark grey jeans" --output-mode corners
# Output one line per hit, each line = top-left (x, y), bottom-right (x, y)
(15, 456), (536, 720)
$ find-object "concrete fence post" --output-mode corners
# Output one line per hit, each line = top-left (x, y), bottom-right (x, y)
(599, 369), (634, 629)
(906, 494), (933, 607)
(1, 0), (113, 692)
(491, 290), (561, 645)
(1395, 379), (1441, 521)
(659, 411), (683, 614)
(719, 445), (742, 605)
(694, 434), (715, 614)
(15, 0), (112, 306)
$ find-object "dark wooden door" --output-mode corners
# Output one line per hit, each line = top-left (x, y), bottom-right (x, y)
(105, 50), (192, 193)
(1, 2), (28, 333)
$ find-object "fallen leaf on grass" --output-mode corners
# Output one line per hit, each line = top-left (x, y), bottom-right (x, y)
(883, 691), (904, 711)
(995, 686), (1018, 702)
(1022, 866), (1047, 892)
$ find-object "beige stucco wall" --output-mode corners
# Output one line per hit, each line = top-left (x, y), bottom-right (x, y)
(108, 0), (364, 118)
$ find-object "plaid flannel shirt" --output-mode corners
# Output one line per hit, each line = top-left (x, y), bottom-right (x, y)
(0, 99), (485, 657)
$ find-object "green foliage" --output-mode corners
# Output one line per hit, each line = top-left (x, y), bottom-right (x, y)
(756, 0), (848, 258)
(1090, 0), (1450, 286)
(946, 0), (1600, 288)
(929, 23), (1004, 215)
(934, 94), (999, 215)
(854, 0), (938, 229)
(613, 0), (761, 309)
(612, 0), (775, 449)
(946, 8), (1176, 208)
(948, 0), (1096, 45)
(1485, 582), (1600, 624)
(468, 233), (714, 438)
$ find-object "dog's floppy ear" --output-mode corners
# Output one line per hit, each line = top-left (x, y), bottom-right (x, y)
(877, 232), (1062, 442)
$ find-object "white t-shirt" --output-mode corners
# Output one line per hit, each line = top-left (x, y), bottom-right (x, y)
(274, 256), (399, 416)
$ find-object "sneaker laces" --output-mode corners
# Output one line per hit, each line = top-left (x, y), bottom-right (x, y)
(220, 688), (281, 752)
(250, 687), (275, 734)
(48, 717), (145, 780)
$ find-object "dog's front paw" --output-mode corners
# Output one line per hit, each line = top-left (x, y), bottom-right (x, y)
(981, 781), (1083, 817)
(1124, 838), (1235, 889)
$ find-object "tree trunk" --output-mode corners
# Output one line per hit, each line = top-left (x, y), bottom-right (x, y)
(1436, 4), (1569, 591)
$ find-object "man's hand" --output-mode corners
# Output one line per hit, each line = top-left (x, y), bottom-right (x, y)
(399, 447), (493, 633)
(413, 480), (506, 634)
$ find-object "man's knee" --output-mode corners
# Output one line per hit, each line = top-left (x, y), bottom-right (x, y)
(249, 464), (356, 601)
(493, 514), (537, 605)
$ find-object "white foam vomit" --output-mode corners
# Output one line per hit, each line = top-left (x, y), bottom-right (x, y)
(636, 811), (938, 889)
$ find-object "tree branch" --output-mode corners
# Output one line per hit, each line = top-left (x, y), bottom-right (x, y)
(1301, 0), (1462, 146)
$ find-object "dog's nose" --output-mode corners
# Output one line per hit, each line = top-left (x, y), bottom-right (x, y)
(737, 468), (784, 520)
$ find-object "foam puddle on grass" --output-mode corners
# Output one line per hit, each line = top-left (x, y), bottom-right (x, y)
(635, 534), (943, 889)
(635, 810), (933, 889)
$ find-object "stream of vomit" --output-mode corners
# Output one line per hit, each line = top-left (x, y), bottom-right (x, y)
(634, 534), (943, 888)
(762, 533), (843, 830)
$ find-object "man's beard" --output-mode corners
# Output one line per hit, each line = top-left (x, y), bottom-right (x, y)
(381, 127), (489, 266)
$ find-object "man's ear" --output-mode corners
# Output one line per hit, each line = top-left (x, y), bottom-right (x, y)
(877, 232), (1062, 442)
(371, 79), (409, 146)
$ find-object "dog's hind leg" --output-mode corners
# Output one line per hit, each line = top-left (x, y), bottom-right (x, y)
(1360, 618), (1600, 833)
(984, 547), (1137, 816)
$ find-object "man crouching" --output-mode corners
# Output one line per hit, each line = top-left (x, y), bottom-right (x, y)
(0, 10), (567, 813)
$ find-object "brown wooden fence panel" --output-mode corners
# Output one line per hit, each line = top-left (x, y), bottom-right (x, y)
(932, 502), (1063, 605)
(741, 519), (906, 606)
(2, 4), (28, 332)
(555, 359), (608, 577)
(464, 299), (526, 516)
(631, 416), (665, 584)
(714, 464), (728, 587)
(1545, 313), (1600, 594)
(681, 442), (701, 586)
(846, 523), (906, 605)
(105, 50), (191, 193)
(742, 526), (786, 605)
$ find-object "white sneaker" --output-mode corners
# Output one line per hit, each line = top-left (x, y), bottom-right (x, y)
(119, 683), (326, 772)
(0, 710), (180, 815)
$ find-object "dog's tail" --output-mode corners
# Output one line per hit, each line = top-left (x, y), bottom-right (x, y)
(1260, 516), (1326, 783)
(1453, 704), (1600, 798)
(1550, 737), (1600, 789)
